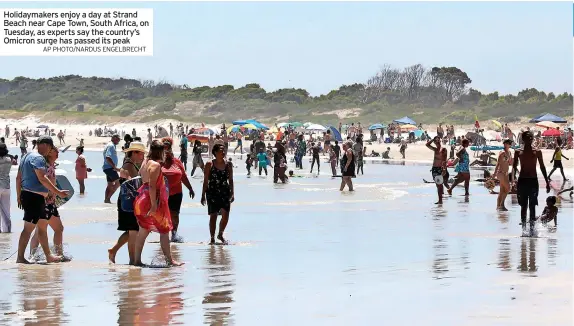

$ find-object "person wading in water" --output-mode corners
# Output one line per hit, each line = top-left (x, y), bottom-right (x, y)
(426, 136), (447, 204)
(108, 142), (145, 265)
(201, 144), (235, 245)
(447, 139), (471, 197)
(511, 131), (550, 236)
(340, 141), (355, 191)
(493, 139), (513, 211)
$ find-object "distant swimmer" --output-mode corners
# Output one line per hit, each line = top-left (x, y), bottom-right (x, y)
(511, 131), (550, 236)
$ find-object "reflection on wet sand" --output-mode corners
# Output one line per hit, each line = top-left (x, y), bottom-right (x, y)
(115, 247), (184, 326)
(202, 246), (235, 325)
(17, 264), (66, 325)
(547, 237), (557, 266)
(497, 238), (512, 271)
(519, 239), (537, 275)
(432, 238), (449, 279)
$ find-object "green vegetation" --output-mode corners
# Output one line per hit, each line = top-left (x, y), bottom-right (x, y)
(0, 64), (571, 125)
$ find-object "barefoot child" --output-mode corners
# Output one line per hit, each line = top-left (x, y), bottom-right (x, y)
(539, 196), (558, 226)
(245, 154), (253, 176)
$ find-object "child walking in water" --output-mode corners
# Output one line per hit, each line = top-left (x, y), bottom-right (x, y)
(75, 146), (90, 195)
(245, 153), (253, 176)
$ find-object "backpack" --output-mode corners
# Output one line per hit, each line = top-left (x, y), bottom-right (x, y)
(119, 176), (142, 212)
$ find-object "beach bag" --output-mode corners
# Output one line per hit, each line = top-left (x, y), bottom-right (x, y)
(119, 176), (142, 212)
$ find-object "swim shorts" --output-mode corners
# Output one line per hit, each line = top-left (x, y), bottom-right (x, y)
(168, 193), (183, 213)
(21, 191), (46, 224)
(103, 168), (120, 183)
(517, 178), (539, 207)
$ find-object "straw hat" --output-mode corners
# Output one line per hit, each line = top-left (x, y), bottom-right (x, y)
(123, 142), (146, 153)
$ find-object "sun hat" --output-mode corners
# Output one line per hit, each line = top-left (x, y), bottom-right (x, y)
(123, 142), (146, 153)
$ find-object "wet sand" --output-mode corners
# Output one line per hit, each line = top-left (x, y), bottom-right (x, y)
(0, 148), (572, 325)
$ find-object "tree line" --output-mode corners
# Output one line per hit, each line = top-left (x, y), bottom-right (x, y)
(0, 64), (571, 124)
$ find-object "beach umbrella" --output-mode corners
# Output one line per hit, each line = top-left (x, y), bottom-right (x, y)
(542, 129), (561, 137)
(241, 123), (259, 130)
(393, 116), (417, 125)
(37, 124), (49, 129)
(529, 113), (567, 123)
(305, 124), (327, 132)
(245, 119), (269, 130)
(535, 121), (559, 129)
(491, 120), (502, 129)
(195, 127), (214, 135)
(226, 125), (241, 133)
(368, 123), (385, 130)
(289, 122), (303, 128)
(400, 124), (417, 131)
(277, 122), (289, 128)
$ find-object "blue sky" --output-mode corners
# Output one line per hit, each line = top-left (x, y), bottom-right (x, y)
(1, 1), (572, 96)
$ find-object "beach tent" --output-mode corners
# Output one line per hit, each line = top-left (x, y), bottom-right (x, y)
(529, 113), (567, 123)
(368, 123), (385, 130)
(413, 130), (424, 138)
(393, 116), (416, 125)
(328, 126), (343, 142)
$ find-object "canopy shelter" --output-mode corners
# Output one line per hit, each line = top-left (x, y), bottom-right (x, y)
(529, 113), (567, 123)
(393, 116), (416, 125)
(232, 119), (269, 130)
(327, 126), (343, 142)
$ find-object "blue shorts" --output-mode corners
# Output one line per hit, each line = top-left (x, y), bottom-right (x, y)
(103, 168), (120, 183)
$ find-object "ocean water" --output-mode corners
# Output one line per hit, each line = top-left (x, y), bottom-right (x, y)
(0, 148), (572, 325)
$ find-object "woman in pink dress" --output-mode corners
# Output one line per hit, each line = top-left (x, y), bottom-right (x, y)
(75, 146), (90, 194)
(133, 140), (183, 267)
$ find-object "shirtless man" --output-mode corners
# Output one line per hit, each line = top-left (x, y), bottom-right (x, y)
(511, 131), (550, 236)
(426, 136), (447, 204)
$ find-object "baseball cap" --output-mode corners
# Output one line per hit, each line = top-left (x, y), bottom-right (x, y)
(37, 136), (54, 147)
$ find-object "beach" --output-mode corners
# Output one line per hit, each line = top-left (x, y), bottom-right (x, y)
(0, 132), (572, 324)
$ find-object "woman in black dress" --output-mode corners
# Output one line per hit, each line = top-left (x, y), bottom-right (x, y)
(201, 144), (234, 245)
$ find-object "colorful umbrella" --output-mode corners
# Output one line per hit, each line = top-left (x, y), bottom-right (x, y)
(542, 129), (561, 137)
(241, 123), (259, 130)
(536, 121), (559, 129)
(400, 124), (417, 131)
(491, 120), (502, 129)
(226, 125), (241, 133)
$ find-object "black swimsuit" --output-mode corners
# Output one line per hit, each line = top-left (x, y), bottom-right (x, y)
(117, 160), (140, 231)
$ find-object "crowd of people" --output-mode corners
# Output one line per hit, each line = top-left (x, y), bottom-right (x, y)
(0, 119), (571, 266)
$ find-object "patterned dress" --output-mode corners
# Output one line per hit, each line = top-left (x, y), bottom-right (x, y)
(206, 160), (232, 215)
(455, 149), (470, 173)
